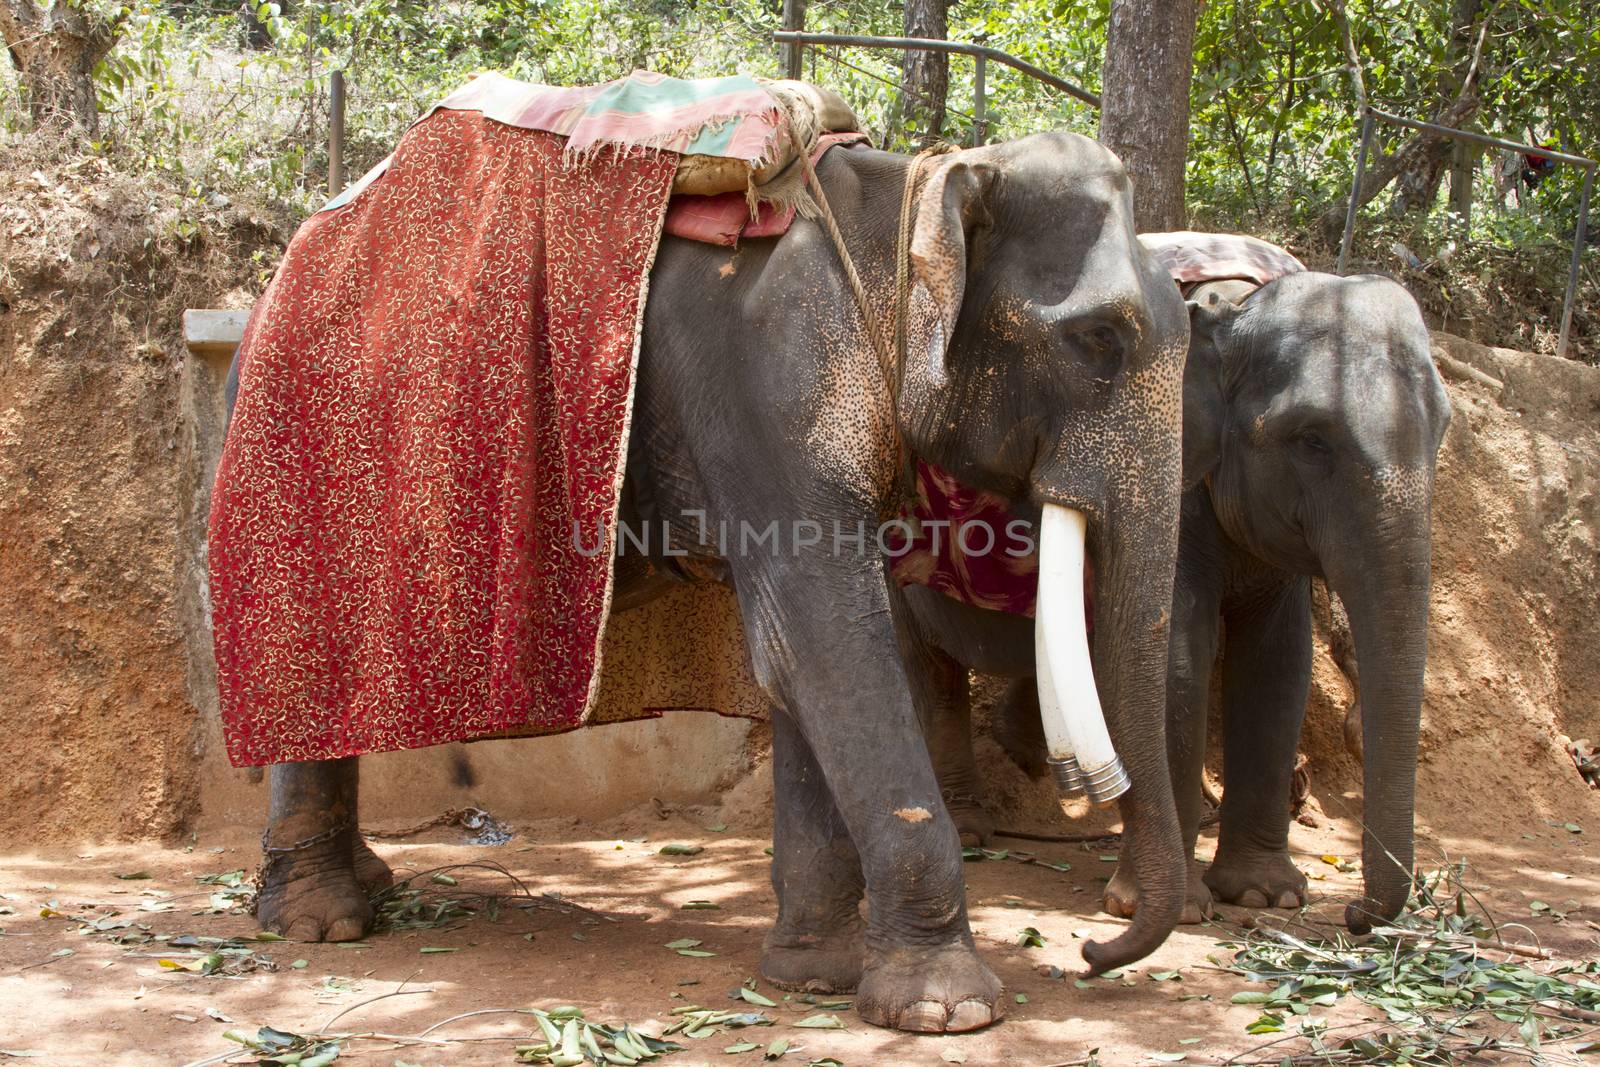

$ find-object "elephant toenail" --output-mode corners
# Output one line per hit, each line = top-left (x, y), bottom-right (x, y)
(947, 999), (996, 1031)
(1274, 890), (1302, 909)
(900, 1000), (947, 1032)
(1237, 889), (1269, 909)
(326, 915), (369, 942)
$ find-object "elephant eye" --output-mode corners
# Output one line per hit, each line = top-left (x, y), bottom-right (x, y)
(1294, 429), (1333, 458)
(1077, 324), (1126, 372)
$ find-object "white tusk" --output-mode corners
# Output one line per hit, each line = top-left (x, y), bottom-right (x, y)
(1035, 504), (1130, 806)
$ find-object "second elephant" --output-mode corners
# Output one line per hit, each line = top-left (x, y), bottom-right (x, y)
(909, 265), (1451, 933)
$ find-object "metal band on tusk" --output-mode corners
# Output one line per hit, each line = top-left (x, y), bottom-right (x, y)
(1048, 755), (1085, 795)
(1079, 758), (1131, 806)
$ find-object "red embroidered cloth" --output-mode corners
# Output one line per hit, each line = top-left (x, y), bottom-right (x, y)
(209, 109), (676, 766)
(889, 461), (1044, 617)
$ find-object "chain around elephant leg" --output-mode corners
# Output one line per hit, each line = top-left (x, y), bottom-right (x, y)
(256, 757), (374, 942)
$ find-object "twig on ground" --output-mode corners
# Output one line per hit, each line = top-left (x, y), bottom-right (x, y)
(414, 1006), (536, 1037)
(1365, 923), (1552, 960)
(316, 970), (429, 1032)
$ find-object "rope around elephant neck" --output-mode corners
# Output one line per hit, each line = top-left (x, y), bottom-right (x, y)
(786, 128), (958, 479)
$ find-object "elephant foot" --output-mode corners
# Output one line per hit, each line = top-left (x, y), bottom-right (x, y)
(257, 833), (373, 943)
(855, 944), (1002, 1033)
(943, 790), (995, 848)
(1102, 862), (1214, 925)
(1204, 849), (1308, 910)
(760, 928), (864, 994)
(351, 836), (394, 894)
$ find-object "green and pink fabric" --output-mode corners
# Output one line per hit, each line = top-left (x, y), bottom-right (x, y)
(324, 70), (790, 214)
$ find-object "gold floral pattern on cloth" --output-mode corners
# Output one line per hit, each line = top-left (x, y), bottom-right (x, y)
(209, 109), (678, 766)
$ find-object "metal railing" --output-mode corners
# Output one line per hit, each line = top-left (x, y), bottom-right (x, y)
(1338, 107), (1595, 360)
(772, 30), (1098, 148)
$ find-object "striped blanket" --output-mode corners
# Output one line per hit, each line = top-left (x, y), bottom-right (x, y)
(326, 71), (792, 214)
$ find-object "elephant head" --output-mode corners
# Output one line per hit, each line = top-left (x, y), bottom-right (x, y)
(895, 134), (1191, 971)
(1183, 272), (1450, 931)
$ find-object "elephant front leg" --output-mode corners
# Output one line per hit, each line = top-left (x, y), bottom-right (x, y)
(762, 707), (866, 993)
(1205, 576), (1313, 910)
(738, 560), (1000, 1033)
(257, 757), (378, 942)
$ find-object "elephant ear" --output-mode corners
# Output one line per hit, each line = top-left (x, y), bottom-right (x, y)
(1182, 292), (1240, 489)
(908, 157), (997, 386)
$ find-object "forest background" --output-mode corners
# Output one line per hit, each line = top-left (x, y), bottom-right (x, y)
(1, 0), (1596, 355)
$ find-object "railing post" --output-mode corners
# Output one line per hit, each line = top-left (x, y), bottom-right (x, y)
(1337, 108), (1374, 275)
(328, 70), (346, 197)
(972, 53), (987, 146)
(1557, 165), (1594, 361)
(781, 0), (806, 80)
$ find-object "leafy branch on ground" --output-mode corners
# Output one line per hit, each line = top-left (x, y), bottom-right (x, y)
(369, 862), (617, 934)
(1217, 862), (1600, 1065)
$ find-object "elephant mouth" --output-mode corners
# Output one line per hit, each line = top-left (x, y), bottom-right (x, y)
(1033, 503), (1129, 807)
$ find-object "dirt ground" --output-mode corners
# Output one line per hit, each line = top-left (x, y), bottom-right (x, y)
(1, 785), (1596, 1067)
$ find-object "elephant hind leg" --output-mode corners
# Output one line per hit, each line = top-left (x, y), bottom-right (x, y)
(257, 757), (373, 943)
(916, 649), (994, 848)
(761, 707), (865, 994)
(989, 677), (1047, 780)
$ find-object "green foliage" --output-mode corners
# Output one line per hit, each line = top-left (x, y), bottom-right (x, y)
(0, 0), (1590, 351)
(1220, 864), (1600, 1064)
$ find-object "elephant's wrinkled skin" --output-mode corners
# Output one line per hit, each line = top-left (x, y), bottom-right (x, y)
(917, 272), (1450, 932)
(231, 133), (1192, 1032)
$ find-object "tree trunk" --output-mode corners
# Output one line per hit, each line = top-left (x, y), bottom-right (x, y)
(1098, 0), (1198, 231)
(1389, 0), (1491, 216)
(1317, 93), (1480, 244)
(897, 0), (948, 147)
(0, 0), (120, 136)
(1448, 142), (1477, 227)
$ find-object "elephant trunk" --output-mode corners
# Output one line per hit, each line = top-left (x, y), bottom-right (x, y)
(1077, 510), (1185, 974)
(1329, 539), (1433, 934)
